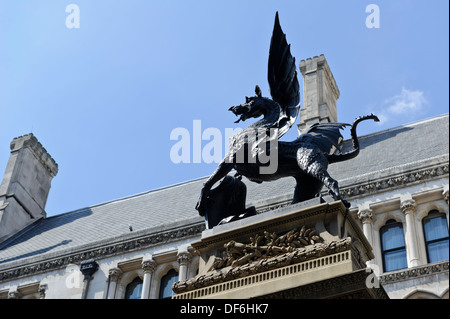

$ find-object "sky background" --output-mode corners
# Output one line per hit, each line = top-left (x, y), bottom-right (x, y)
(0, 0), (448, 217)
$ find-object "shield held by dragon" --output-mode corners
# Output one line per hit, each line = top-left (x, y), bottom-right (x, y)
(195, 12), (379, 223)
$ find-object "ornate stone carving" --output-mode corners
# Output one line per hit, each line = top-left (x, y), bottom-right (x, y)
(343, 163), (449, 198)
(173, 237), (352, 294)
(141, 260), (156, 273)
(177, 252), (191, 266)
(357, 209), (373, 223)
(211, 226), (323, 270)
(400, 199), (417, 215)
(379, 260), (449, 284)
(108, 268), (122, 282)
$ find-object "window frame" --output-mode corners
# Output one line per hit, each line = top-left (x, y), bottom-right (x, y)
(380, 219), (408, 272)
(422, 210), (449, 264)
(124, 276), (143, 299)
(158, 269), (179, 299)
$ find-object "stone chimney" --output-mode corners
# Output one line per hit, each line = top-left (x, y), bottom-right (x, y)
(0, 134), (58, 242)
(297, 54), (340, 134)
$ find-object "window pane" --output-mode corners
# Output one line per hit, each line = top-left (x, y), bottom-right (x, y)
(424, 215), (449, 242)
(125, 277), (143, 299)
(381, 224), (405, 251)
(384, 249), (407, 272)
(427, 239), (449, 263)
(159, 269), (178, 299)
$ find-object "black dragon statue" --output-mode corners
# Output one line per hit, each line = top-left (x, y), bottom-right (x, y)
(195, 12), (379, 221)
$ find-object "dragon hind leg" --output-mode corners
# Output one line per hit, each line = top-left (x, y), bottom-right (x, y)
(292, 174), (323, 204)
(297, 154), (350, 208)
(321, 174), (350, 208)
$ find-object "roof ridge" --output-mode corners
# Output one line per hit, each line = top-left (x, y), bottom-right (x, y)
(343, 113), (449, 142)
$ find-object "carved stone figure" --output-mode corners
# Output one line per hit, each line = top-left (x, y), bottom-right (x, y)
(172, 233), (353, 295)
(195, 12), (378, 218)
(211, 226), (323, 270)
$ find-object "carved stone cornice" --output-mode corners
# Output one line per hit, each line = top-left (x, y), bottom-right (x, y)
(341, 163), (449, 199)
(400, 199), (417, 215)
(379, 260), (449, 284)
(256, 163), (449, 215)
(0, 222), (205, 283)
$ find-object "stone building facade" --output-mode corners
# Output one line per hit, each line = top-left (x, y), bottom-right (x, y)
(0, 56), (448, 299)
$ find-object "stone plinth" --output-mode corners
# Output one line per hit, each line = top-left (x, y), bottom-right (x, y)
(173, 198), (388, 299)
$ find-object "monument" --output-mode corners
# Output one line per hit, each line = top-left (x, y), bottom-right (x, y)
(195, 12), (378, 228)
(176, 12), (387, 299)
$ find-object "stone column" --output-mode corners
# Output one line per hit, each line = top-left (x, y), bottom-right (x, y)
(107, 268), (122, 299)
(357, 208), (374, 244)
(357, 208), (374, 267)
(401, 199), (420, 267)
(141, 259), (156, 299)
(177, 252), (191, 282)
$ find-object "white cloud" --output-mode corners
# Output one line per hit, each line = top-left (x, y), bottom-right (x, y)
(376, 87), (427, 125)
(385, 87), (427, 114)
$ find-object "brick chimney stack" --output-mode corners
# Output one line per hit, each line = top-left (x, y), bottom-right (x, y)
(297, 54), (340, 135)
(0, 134), (58, 242)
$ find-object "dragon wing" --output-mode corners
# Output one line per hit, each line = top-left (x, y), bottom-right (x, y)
(305, 122), (350, 154)
(268, 12), (300, 138)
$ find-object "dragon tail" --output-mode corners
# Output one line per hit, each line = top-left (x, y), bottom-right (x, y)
(328, 114), (379, 164)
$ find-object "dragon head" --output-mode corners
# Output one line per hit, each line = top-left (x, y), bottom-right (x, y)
(229, 85), (270, 123)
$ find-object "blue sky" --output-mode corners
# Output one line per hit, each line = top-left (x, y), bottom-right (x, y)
(0, 0), (448, 217)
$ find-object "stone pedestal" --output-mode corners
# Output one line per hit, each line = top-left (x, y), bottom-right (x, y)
(173, 197), (389, 299)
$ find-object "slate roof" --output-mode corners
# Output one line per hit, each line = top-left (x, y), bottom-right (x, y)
(0, 114), (448, 269)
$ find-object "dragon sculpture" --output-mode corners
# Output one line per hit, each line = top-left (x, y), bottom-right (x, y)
(195, 12), (378, 218)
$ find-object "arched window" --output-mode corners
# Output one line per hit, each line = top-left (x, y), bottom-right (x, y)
(124, 277), (143, 299)
(380, 219), (407, 272)
(159, 269), (178, 299)
(423, 211), (449, 263)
